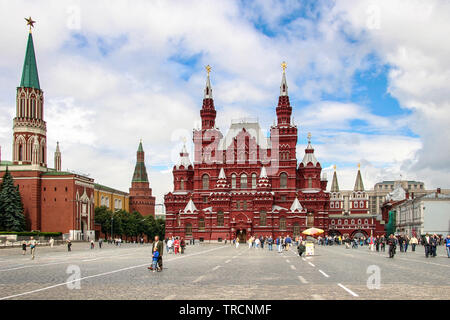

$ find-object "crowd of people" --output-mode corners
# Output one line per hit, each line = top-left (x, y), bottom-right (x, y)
(165, 236), (186, 255)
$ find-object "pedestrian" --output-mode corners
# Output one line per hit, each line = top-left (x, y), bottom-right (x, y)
(255, 237), (260, 249)
(174, 237), (180, 254)
(49, 237), (54, 248)
(431, 234), (438, 257)
(285, 235), (292, 251)
(150, 249), (159, 273)
(375, 236), (380, 252)
(90, 239), (95, 249)
(248, 236), (253, 249)
(67, 239), (72, 252)
(445, 234), (450, 258)
(148, 235), (164, 271)
(99, 238), (103, 249)
(388, 234), (396, 258)
(22, 240), (27, 255)
(180, 237), (186, 254)
(424, 233), (432, 258)
(297, 241), (306, 257)
(381, 236), (386, 252)
(29, 237), (37, 259)
(267, 236), (273, 251)
(277, 236), (282, 253)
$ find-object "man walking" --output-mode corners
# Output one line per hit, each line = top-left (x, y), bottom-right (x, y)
(388, 234), (397, 258)
(29, 237), (37, 259)
(149, 235), (164, 271)
(267, 236), (273, 251)
(424, 234), (432, 258)
(445, 234), (450, 258)
(410, 235), (418, 252)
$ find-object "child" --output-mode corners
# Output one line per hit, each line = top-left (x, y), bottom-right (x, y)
(22, 240), (27, 255)
(151, 250), (160, 272)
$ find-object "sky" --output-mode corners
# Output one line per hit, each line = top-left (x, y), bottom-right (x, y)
(0, 0), (449, 204)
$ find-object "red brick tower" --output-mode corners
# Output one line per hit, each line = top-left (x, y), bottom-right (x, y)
(129, 141), (155, 216)
(13, 26), (47, 168)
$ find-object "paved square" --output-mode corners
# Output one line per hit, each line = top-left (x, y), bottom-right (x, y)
(0, 243), (448, 300)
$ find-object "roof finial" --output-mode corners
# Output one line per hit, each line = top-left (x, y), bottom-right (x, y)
(333, 164), (336, 171)
(25, 17), (36, 33)
(206, 65), (211, 75)
(281, 61), (287, 73)
(357, 163), (361, 169)
(204, 65), (213, 99)
(307, 132), (312, 143)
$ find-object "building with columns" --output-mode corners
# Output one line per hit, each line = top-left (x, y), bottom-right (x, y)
(164, 64), (385, 242)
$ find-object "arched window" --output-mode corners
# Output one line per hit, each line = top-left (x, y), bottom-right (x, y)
(231, 174), (236, 189)
(180, 178), (184, 190)
(360, 201), (364, 208)
(243, 200), (247, 210)
(240, 174), (247, 189)
(330, 202), (334, 208)
(354, 202), (358, 208)
(308, 177), (312, 188)
(260, 211), (266, 226)
(293, 223), (300, 237)
(217, 211), (224, 227)
(280, 173), (288, 189)
(335, 201), (340, 208)
(279, 217), (286, 230)
(18, 144), (23, 161)
(202, 174), (209, 190)
(185, 223), (192, 236)
(251, 173), (257, 189)
(198, 218), (205, 231)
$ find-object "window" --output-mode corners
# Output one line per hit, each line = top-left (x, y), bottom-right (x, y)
(243, 201), (247, 210)
(203, 196), (208, 203)
(231, 174), (236, 189)
(198, 218), (205, 231)
(180, 178), (184, 190)
(236, 201), (240, 209)
(279, 217), (286, 230)
(185, 223), (192, 236)
(217, 211), (224, 227)
(364, 219), (368, 224)
(360, 201), (364, 208)
(331, 202), (334, 208)
(202, 174), (209, 190)
(252, 173), (257, 189)
(260, 211), (266, 226)
(308, 177), (312, 188)
(293, 223), (300, 237)
(280, 173), (287, 188)
(240, 174), (247, 189)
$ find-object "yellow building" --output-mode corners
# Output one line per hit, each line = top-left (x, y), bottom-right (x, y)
(94, 183), (129, 212)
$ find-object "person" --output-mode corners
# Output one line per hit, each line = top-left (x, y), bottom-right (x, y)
(404, 235), (409, 252)
(352, 238), (358, 249)
(410, 235), (418, 252)
(430, 234), (438, 257)
(151, 235), (164, 271)
(174, 237), (180, 254)
(267, 236), (273, 251)
(345, 237), (350, 249)
(99, 238), (103, 249)
(30, 237), (37, 259)
(90, 239), (95, 249)
(235, 237), (239, 249)
(445, 234), (450, 258)
(167, 238), (173, 254)
(387, 234), (397, 258)
(297, 241), (306, 257)
(423, 233), (432, 258)
(67, 239), (72, 252)
(375, 236), (380, 252)
(260, 236), (265, 249)
(380, 236), (386, 252)
(22, 240), (27, 255)
(49, 237), (54, 248)
(150, 249), (160, 272)
(285, 235), (292, 251)
(255, 237), (260, 249)
(248, 236), (253, 249)
(277, 236), (282, 253)
(180, 237), (186, 254)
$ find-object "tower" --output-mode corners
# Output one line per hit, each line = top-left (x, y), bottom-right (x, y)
(200, 65), (216, 130)
(297, 133), (324, 190)
(13, 19), (47, 167)
(329, 165), (343, 214)
(54, 141), (61, 171)
(349, 163), (369, 214)
(129, 141), (155, 216)
(173, 142), (194, 192)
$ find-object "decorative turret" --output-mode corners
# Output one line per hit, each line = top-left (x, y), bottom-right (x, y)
(200, 65), (216, 130)
(257, 166), (271, 191)
(13, 17), (47, 167)
(354, 163), (364, 191)
(132, 140), (148, 183)
(54, 141), (61, 172)
(215, 167), (229, 190)
(298, 133), (322, 189)
(330, 165), (339, 192)
(173, 142), (194, 192)
(276, 62), (292, 126)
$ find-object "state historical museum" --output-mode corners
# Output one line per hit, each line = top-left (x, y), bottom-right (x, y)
(165, 65), (382, 242)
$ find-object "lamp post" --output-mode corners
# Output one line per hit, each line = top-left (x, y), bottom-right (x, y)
(111, 214), (114, 242)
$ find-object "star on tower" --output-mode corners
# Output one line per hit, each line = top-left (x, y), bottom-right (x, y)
(205, 65), (211, 75)
(25, 17), (36, 32)
(281, 61), (287, 73)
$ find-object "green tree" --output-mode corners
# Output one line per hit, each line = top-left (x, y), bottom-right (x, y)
(0, 168), (26, 231)
(94, 206), (112, 238)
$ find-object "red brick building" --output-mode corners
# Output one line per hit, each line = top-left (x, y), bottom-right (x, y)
(164, 65), (385, 242)
(0, 27), (95, 240)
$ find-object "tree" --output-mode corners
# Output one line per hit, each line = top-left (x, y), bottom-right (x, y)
(0, 168), (26, 231)
(94, 206), (112, 238)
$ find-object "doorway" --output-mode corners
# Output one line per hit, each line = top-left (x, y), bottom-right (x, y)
(237, 229), (247, 243)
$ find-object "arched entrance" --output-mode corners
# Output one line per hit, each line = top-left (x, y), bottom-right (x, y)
(237, 229), (247, 243)
(328, 230), (342, 237)
(352, 230), (368, 239)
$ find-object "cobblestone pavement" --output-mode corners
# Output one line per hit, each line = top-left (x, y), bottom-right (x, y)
(0, 242), (448, 300)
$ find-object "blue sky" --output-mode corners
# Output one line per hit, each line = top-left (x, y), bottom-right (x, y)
(0, 0), (449, 202)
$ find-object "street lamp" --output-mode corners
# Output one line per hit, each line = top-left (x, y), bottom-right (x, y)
(111, 214), (114, 242)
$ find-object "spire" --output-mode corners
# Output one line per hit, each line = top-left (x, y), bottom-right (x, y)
(290, 197), (303, 212)
(353, 163), (364, 191)
(215, 167), (229, 190)
(259, 166), (268, 179)
(200, 65), (216, 130)
(204, 65), (213, 99)
(132, 141), (149, 183)
(218, 167), (226, 179)
(280, 61), (288, 96)
(20, 23), (40, 90)
(176, 142), (192, 169)
(54, 141), (61, 172)
(257, 166), (271, 190)
(330, 165), (339, 192)
(276, 61), (292, 126)
(301, 133), (319, 167)
(183, 198), (198, 213)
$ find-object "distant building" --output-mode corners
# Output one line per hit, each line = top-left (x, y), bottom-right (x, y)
(155, 204), (166, 221)
(94, 184), (129, 212)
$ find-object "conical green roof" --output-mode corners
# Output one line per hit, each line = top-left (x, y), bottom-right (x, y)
(20, 33), (40, 89)
(132, 142), (148, 183)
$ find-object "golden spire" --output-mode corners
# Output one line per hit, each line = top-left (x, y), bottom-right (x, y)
(357, 163), (361, 169)
(281, 61), (287, 73)
(205, 65), (211, 76)
(25, 17), (36, 33)
(333, 164), (336, 171)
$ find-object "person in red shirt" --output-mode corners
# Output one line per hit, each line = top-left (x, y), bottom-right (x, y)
(174, 237), (180, 254)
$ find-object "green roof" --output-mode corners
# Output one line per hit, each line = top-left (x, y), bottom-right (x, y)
(41, 171), (74, 176)
(94, 183), (128, 195)
(137, 141), (144, 152)
(20, 33), (40, 89)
